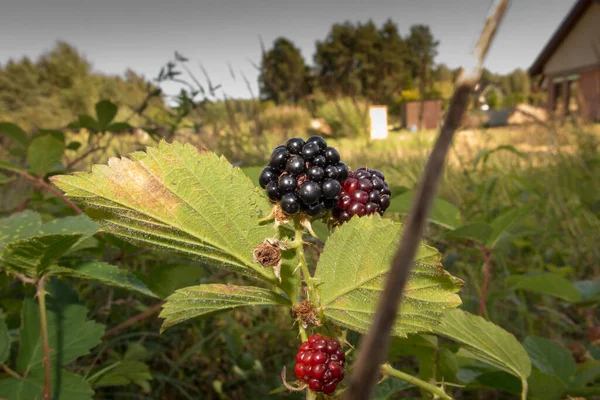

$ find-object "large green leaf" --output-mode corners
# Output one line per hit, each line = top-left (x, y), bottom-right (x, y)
(523, 336), (576, 383)
(314, 216), (463, 337)
(51, 261), (157, 298)
(91, 360), (151, 391)
(0, 317), (9, 365)
(0, 369), (94, 400)
(51, 141), (281, 285)
(433, 309), (531, 387)
(508, 273), (582, 302)
(387, 191), (461, 229)
(27, 134), (65, 175)
(0, 122), (29, 148)
(16, 299), (104, 374)
(159, 284), (291, 331)
(95, 100), (118, 130)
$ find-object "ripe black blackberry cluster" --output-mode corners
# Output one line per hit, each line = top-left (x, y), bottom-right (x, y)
(333, 168), (391, 223)
(294, 334), (345, 394)
(259, 136), (349, 217)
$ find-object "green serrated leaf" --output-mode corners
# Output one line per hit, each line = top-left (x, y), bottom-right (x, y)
(16, 298), (104, 374)
(487, 206), (531, 248)
(314, 216), (463, 337)
(95, 100), (118, 129)
(50, 141), (279, 285)
(508, 273), (582, 302)
(386, 191), (461, 229)
(27, 134), (65, 175)
(443, 223), (492, 244)
(0, 369), (94, 400)
(0, 122), (29, 148)
(51, 261), (157, 298)
(433, 309), (531, 385)
(159, 284), (290, 331)
(523, 336), (575, 383)
(0, 317), (9, 365)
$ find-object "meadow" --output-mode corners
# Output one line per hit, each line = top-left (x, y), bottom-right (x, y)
(0, 99), (599, 400)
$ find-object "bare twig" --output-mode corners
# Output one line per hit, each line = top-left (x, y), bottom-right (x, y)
(103, 302), (164, 338)
(478, 246), (493, 316)
(346, 2), (510, 399)
(17, 172), (83, 214)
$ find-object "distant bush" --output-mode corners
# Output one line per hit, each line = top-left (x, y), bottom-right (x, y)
(316, 97), (369, 138)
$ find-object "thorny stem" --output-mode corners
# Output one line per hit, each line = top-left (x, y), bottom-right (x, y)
(37, 275), (52, 400)
(294, 220), (317, 304)
(16, 170), (82, 214)
(478, 246), (493, 316)
(381, 364), (453, 400)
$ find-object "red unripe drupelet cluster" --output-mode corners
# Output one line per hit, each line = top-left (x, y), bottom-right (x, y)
(294, 334), (345, 394)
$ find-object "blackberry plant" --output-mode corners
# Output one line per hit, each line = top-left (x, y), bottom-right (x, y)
(46, 139), (534, 399)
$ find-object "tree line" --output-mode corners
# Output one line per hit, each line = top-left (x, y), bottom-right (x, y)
(0, 22), (534, 130)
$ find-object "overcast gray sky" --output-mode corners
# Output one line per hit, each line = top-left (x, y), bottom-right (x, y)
(0, 0), (577, 99)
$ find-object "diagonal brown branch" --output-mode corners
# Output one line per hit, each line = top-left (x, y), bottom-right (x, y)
(346, 1), (510, 399)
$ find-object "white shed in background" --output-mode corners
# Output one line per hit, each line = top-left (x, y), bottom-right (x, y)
(369, 106), (388, 140)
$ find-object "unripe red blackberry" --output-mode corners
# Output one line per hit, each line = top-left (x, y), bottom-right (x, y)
(333, 168), (391, 223)
(259, 136), (349, 217)
(294, 334), (345, 394)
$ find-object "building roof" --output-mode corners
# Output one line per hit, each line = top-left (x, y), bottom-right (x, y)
(528, 0), (600, 76)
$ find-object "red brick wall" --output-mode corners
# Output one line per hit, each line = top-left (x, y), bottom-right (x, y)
(579, 67), (600, 121)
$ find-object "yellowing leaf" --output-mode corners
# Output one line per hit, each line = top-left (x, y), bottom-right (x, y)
(51, 141), (281, 285)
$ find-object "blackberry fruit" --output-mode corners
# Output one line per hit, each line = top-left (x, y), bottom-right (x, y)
(294, 334), (345, 394)
(259, 136), (349, 216)
(333, 168), (391, 223)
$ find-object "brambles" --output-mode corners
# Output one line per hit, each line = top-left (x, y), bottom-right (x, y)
(334, 168), (392, 223)
(259, 136), (349, 217)
(294, 334), (345, 394)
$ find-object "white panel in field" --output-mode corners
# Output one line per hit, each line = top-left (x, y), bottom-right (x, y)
(369, 106), (388, 140)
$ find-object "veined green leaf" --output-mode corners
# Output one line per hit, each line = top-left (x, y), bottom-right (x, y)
(443, 222), (492, 244)
(159, 284), (291, 331)
(314, 216), (463, 337)
(433, 309), (531, 385)
(51, 261), (157, 298)
(17, 299), (104, 374)
(487, 206), (531, 248)
(0, 210), (42, 248)
(51, 142), (280, 285)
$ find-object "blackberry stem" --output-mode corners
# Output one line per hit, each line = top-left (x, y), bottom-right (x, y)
(293, 220), (317, 304)
(381, 364), (453, 400)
